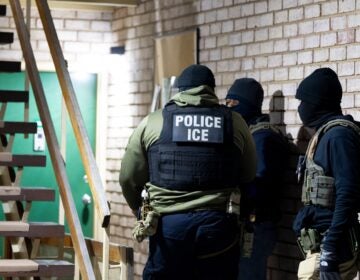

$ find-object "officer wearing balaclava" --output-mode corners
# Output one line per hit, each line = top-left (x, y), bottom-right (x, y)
(226, 78), (289, 280)
(293, 68), (360, 280)
(120, 65), (256, 280)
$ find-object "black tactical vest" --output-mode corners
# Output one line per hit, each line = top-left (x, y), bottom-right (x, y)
(148, 103), (243, 191)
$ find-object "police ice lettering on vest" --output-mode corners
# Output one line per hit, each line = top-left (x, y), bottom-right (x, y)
(172, 114), (224, 143)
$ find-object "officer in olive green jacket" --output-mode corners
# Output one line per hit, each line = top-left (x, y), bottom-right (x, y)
(120, 64), (256, 280)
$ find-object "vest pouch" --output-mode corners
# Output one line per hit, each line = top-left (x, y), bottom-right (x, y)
(299, 228), (321, 253)
(310, 176), (335, 208)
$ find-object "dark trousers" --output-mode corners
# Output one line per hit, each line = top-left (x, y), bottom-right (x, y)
(143, 211), (240, 280)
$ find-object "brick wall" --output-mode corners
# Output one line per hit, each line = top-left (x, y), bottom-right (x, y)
(109, 0), (360, 279)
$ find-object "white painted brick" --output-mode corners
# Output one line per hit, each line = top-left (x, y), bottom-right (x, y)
(91, 21), (111, 32)
(78, 31), (103, 42)
(247, 16), (257, 29)
(200, 50), (209, 62)
(241, 3), (254, 16)
(217, 35), (229, 47)
(210, 23), (222, 35)
(210, 49), (221, 61)
(283, 111), (298, 124)
(216, 61), (229, 72)
(274, 39), (289, 53)
(283, 0), (298, 9)
(314, 19), (329, 32)
(348, 14), (360, 28)
(64, 19), (91, 31)
(331, 16), (347, 30)
(321, 1), (338, 16)
(284, 24), (298, 37)
(356, 61), (360, 74)
(260, 69), (274, 82)
(247, 43), (261, 56)
(289, 38), (304, 51)
(229, 33), (242, 45)
(259, 13), (274, 27)
(269, 26), (283, 39)
(356, 29), (360, 43)
(305, 65), (319, 76)
(255, 56), (268, 68)
(356, 93), (360, 106)
(299, 21), (314, 35)
(305, 4), (320, 18)
(341, 91), (355, 109)
(216, 8), (228, 21)
(347, 45), (360, 59)
(261, 41), (274, 54)
(234, 45), (246, 57)
(222, 73), (235, 85)
(221, 47), (234, 59)
(286, 97), (300, 110)
(205, 11), (217, 23)
(52, 9), (76, 19)
(305, 35), (320, 48)
(57, 30), (78, 41)
(298, 51), (313, 64)
(338, 0), (355, 13)
(320, 33), (337, 47)
(330, 47), (346, 61)
(268, 54), (282, 67)
(269, 0), (282, 11)
(282, 82), (298, 97)
(255, 1), (268, 14)
(289, 8), (304, 22)
(289, 66), (304, 80)
(283, 53), (297, 66)
(204, 37), (216, 49)
(229, 5), (242, 18)
(201, 0), (212, 11)
(338, 61), (355, 76)
(242, 58), (254, 70)
(228, 60), (241, 71)
(347, 78), (360, 92)
(222, 20), (234, 33)
(274, 68), (289, 81)
(338, 30), (355, 45)
(255, 28), (269, 42)
(314, 48), (329, 62)
(234, 18), (247, 30)
(275, 10), (288, 24)
(242, 31), (254, 43)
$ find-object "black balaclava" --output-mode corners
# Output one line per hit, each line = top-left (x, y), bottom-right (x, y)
(296, 68), (342, 128)
(176, 64), (216, 92)
(226, 78), (264, 123)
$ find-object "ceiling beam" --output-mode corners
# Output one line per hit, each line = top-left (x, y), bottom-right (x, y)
(49, 0), (139, 7)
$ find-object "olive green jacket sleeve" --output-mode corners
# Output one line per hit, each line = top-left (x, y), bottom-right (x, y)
(119, 111), (163, 210)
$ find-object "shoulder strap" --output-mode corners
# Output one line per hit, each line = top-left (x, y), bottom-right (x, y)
(306, 119), (360, 160)
(249, 121), (285, 137)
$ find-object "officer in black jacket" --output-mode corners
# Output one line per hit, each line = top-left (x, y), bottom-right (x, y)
(226, 78), (289, 280)
(293, 68), (360, 280)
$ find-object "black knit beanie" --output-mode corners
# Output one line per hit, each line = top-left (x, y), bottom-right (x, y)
(176, 64), (216, 91)
(226, 78), (264, 123)
(296, 68), (342, 108)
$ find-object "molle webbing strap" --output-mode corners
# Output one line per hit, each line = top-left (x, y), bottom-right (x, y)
(306, 119), (360, 160)
(249, 122), (283, 135)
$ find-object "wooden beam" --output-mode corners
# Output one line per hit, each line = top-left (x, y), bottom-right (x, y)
(49, 0), (139, 6)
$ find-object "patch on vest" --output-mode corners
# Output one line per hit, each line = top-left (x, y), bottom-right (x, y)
(172, 114), (224, 143)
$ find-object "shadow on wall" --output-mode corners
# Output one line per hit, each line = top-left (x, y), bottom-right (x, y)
(266, 90), (305, 279)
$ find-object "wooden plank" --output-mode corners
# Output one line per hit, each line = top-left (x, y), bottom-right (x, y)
(0, 90), (29, 103)
(0, 187), (55, 201)
(0, 259), (74, 277)
(0, 61), (21, 72)
(0, 121), (37, 134)
(49, 0), (138, 6)
(10, 1), (96, 279)
(0, 155), (46, 167)
(0, 222), (64, 237)
(0, 32), (13, 44)
(36, 0), (111, 228)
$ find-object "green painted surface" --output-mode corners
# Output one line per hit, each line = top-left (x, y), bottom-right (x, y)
(0, 71), (97, 257)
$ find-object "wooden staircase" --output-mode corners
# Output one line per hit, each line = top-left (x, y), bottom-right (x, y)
(0, 1), (134, 279)
(0, 2), (75, 279)
(0, 3), (75, 278)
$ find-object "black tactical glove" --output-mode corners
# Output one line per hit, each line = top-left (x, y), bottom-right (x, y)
(319, 250), (341, 280)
